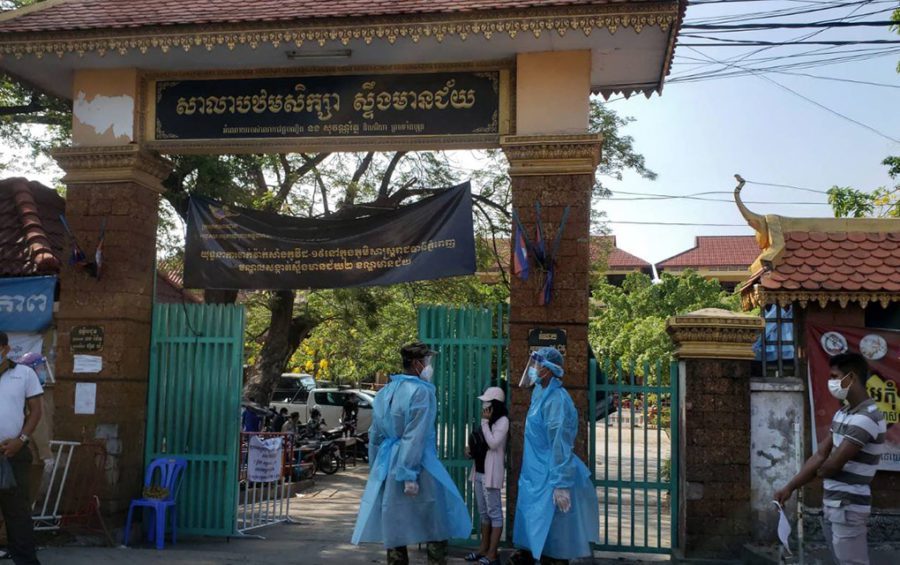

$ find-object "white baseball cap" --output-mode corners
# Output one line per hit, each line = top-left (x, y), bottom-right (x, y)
(477, 387), (505, 403)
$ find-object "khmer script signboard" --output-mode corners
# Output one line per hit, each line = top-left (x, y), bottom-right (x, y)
(808, 324), (900, 471)
(152, 71), (502, 142)
(0, 276), (55, 332)
(184, 183), (476, 290)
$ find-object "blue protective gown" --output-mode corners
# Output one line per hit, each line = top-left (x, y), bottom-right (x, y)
(352, 374), (471, 548)
(513, 378), (600, 559)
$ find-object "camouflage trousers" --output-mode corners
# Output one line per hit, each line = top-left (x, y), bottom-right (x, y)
(387, 540), (449, 565)
(507, 549), (569, 565)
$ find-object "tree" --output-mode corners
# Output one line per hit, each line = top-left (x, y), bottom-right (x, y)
(828, 15), (900, 219)
(588, 271), (741, 384)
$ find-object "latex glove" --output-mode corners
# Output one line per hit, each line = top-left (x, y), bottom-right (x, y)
(404, 481), (419, 496)
(553, 488), (571, 513)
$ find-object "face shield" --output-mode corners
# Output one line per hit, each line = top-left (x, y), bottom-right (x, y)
(518, 352), (546, 388)
(517, 349), (565, 388)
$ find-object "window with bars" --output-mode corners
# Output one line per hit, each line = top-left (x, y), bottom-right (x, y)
(753, 304), (797, 378)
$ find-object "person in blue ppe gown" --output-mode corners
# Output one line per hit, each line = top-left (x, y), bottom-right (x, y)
(352, 342), (471, 565)
(511, 347), (600, 565)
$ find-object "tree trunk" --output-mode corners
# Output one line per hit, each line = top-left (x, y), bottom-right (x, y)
(243, 290), (319, 404)
(203, 289), (238, 304)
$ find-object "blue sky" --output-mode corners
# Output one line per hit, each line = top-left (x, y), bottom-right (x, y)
(598, 0), (900, 264)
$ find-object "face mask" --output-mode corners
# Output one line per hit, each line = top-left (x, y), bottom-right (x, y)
(828, 372), (852, 401)
(527, 366), (540, 385)
(420, 364), (434, 382)
(482, 402), (491, 410)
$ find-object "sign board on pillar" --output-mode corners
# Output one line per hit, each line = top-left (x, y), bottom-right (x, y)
(528, 327), (567, 357)
(70, 325), (104, 353)
(143, 67), (511, 153)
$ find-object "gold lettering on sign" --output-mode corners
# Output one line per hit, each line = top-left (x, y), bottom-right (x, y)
(352, 80), (476, 120)
(175, 83), (342, 121)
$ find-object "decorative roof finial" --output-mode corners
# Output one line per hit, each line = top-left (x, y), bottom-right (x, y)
(734, 174), (770, 249)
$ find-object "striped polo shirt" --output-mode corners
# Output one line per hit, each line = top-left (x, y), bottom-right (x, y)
(824, 398), (887, 512)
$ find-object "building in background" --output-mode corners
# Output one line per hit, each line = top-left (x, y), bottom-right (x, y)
(656, 235), (759, 292)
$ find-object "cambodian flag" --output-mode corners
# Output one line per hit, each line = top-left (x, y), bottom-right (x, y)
(513, 224), (530, 281)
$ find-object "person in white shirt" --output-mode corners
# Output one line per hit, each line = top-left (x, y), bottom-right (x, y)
(0, 331), (44, 565)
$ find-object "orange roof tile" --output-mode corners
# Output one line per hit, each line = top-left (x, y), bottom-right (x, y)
(656, 235), (759, 270)
(757, 231), (900, 294)
(0, 0), (662, 34)
(0, 178), (64, 277)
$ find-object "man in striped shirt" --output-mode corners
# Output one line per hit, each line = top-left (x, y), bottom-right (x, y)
(775, 353), (886, 565)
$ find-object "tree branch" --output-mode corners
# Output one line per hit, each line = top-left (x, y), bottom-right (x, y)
(472, 193), (511, 220)
(313, 166), (331, 216)
(344, 152), (374, 209)
(474, 201), (511, 291)
(379, 151), (406, 199)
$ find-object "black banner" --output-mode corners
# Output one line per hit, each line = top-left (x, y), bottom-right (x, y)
(184, 183), (477, 290)
(155, 72), (500, 141)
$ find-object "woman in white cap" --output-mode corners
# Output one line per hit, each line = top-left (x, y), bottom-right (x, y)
(465, 386), (509, 565)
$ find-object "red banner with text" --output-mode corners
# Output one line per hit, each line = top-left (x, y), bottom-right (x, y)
(808, 324), (900, 472)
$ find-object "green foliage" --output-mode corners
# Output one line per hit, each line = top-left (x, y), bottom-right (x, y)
(589, 271), (741, 383)
(827, 156), (900, 218)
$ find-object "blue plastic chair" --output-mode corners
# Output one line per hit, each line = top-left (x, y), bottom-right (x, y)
(124, 457), (187, 550)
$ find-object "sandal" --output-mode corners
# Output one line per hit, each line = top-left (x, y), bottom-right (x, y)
(478, 557), (500, 565)
(464, 552), (484, 562)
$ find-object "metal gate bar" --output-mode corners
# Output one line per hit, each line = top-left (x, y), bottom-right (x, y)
(146, 303), (245, 537)
(417, 303), (509, 539)
(589, 357), (679, 554)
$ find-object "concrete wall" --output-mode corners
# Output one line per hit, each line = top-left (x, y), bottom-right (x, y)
(749, 377), (804, 541)
(515, 51), (591, 135)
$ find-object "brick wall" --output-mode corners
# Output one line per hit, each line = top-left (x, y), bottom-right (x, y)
(506, 170), (594, 527)
(682, 359), (752, 558)
(53, 179), (161, 513)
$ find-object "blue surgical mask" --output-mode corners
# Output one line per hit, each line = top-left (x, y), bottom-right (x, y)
(527, 366), (540, 384)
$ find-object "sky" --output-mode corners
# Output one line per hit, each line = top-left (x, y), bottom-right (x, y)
(594, 0), (900, 265)
(1, 1), (898, 268)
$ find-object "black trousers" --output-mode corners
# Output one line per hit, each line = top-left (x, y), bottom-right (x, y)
(0, 448), (40, 565)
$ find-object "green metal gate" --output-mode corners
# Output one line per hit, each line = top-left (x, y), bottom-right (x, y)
(589, 357), (679, 554)
(146, 303), (245, 537)
(417, 304), (509, 536)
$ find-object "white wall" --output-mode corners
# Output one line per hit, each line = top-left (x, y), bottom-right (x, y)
(749, 378), (805, 541)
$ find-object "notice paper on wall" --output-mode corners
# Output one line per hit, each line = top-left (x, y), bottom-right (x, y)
(73, 354), (102, 374)
(74, 382), (97, 415)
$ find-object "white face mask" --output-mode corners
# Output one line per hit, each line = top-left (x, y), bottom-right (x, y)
(527, 366), (540, 385)
(482, 402), (491, 410)
(827, 372), (852, 401)
(420, 364), (434, 382)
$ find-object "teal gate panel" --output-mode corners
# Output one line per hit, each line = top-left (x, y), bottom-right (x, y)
(589, 357), (679, 554)
(417, 304), (509, 537)
(146, 303), (245, 537)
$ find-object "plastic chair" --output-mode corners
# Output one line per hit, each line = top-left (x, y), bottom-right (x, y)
(124, 457), (188, 550)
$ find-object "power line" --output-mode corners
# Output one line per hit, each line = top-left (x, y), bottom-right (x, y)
(683, 47), (900, 144)
(606, 196), (832, 205)
(678, 39), (900, 46)
(607, 220), (749, 227)
(743, 180), (833, 194)
(682, 20), (896, 30)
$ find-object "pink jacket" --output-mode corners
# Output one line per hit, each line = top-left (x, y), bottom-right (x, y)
(470, 415), (509, 490)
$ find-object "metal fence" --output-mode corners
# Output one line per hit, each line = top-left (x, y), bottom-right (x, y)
(417, 303), (509, 538)
(589, 357), (680, 554)
(31, 440), (79, 531)
(236, 432), (296, 536)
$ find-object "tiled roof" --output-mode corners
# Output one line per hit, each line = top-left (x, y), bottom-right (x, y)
(590, 236), (652, 269)
(0, 176), (200, 302)
(656, 235), (759, 270)
(757, 231), (900, 293)
(0, 0), (655, 33)
(0, 177), (64, 277)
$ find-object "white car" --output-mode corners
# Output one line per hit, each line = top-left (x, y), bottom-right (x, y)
(271, 387), (375, 432)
